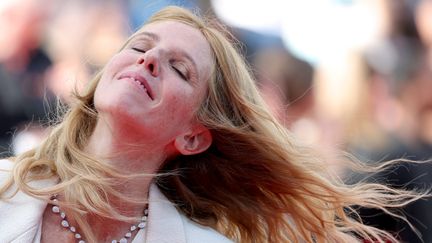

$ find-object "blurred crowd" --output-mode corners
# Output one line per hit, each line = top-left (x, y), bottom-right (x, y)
(1, 0), (432, 241)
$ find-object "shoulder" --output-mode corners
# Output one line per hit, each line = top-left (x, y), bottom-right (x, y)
(180, 215), (234, 243)
(0, 159), (50, 242)
(0, 158), (56, 189)
(0, 158), (57, 199)
(147, 184), (234, 243)
(0, 159), (14, 181)
(0, 158), (14, 168)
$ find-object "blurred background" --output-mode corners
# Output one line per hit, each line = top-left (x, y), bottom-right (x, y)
(0, 0), (431, 241)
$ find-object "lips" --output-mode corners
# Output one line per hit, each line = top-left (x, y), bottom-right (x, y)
(119, 72), (154, 100)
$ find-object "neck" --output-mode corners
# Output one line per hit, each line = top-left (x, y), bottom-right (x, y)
(74, 117), (167, 241)
(86, 116), (168, 172)
(85, 117), (170, 208)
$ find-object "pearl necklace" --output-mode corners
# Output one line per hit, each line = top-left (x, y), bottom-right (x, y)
(50, 195), (148, 243)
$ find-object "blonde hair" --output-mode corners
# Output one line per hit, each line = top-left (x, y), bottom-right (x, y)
(0, 6), (425, 243)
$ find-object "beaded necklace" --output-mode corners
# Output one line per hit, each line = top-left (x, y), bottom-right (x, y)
(50, 195), (148, 243)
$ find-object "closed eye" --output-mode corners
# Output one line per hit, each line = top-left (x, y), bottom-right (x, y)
(132, 47), (146, 53)
(172, 66), (188, 80)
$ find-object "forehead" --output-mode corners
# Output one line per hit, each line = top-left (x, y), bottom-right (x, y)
(136, 21), (214, 82)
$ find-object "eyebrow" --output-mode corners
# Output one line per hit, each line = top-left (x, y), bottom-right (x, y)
(136, 31), (199, 80)
(137, 31), (160, 42)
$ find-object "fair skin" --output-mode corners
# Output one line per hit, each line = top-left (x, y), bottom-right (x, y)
(41, 21), (214, 242)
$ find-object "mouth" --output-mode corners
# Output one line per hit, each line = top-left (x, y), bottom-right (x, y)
(119, 72), (154, 100)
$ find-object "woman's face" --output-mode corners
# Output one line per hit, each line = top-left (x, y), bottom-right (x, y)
(94, 21), (213, 146)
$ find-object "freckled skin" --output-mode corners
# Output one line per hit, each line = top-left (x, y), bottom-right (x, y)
(94, 21), (214, 147)
(40, 22), (214, 242)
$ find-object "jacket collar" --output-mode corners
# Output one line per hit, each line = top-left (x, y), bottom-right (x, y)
(0, 159), (188, 243)
(0, 182), (188, 243)
(145, 183), (187, 243)
(0, 159), (56, 242)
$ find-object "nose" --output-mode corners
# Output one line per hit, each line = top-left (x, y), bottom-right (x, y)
(136, 53), (159, 77)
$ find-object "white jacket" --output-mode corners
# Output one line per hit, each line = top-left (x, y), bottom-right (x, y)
(0, 159), (233, 243)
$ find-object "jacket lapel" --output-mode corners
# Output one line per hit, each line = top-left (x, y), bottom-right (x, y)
(145, 184), (187, 243)
(0, 160), (54, 243)
(0, 159), (188, 243)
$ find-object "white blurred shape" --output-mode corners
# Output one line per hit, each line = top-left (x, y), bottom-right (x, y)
(211, 0), (284, 34)
(211, 0), (384, 65)
(12, 130), (42, 155)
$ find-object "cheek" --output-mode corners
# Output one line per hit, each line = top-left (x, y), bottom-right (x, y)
(162, 82), (208, 125)
(94, 53), (133, 108)
(158, 91), (200, 129)
(93, 83), (116, 116)
(172, 97), (195, 120)
(103, 52), (133, 78)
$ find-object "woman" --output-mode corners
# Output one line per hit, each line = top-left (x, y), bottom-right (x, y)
(0, 6), (423, 243)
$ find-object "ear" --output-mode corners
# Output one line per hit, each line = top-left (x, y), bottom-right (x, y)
(174, 125), (212, 155)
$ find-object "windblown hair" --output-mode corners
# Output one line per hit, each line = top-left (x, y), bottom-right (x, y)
(0, 6), (425, 243)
